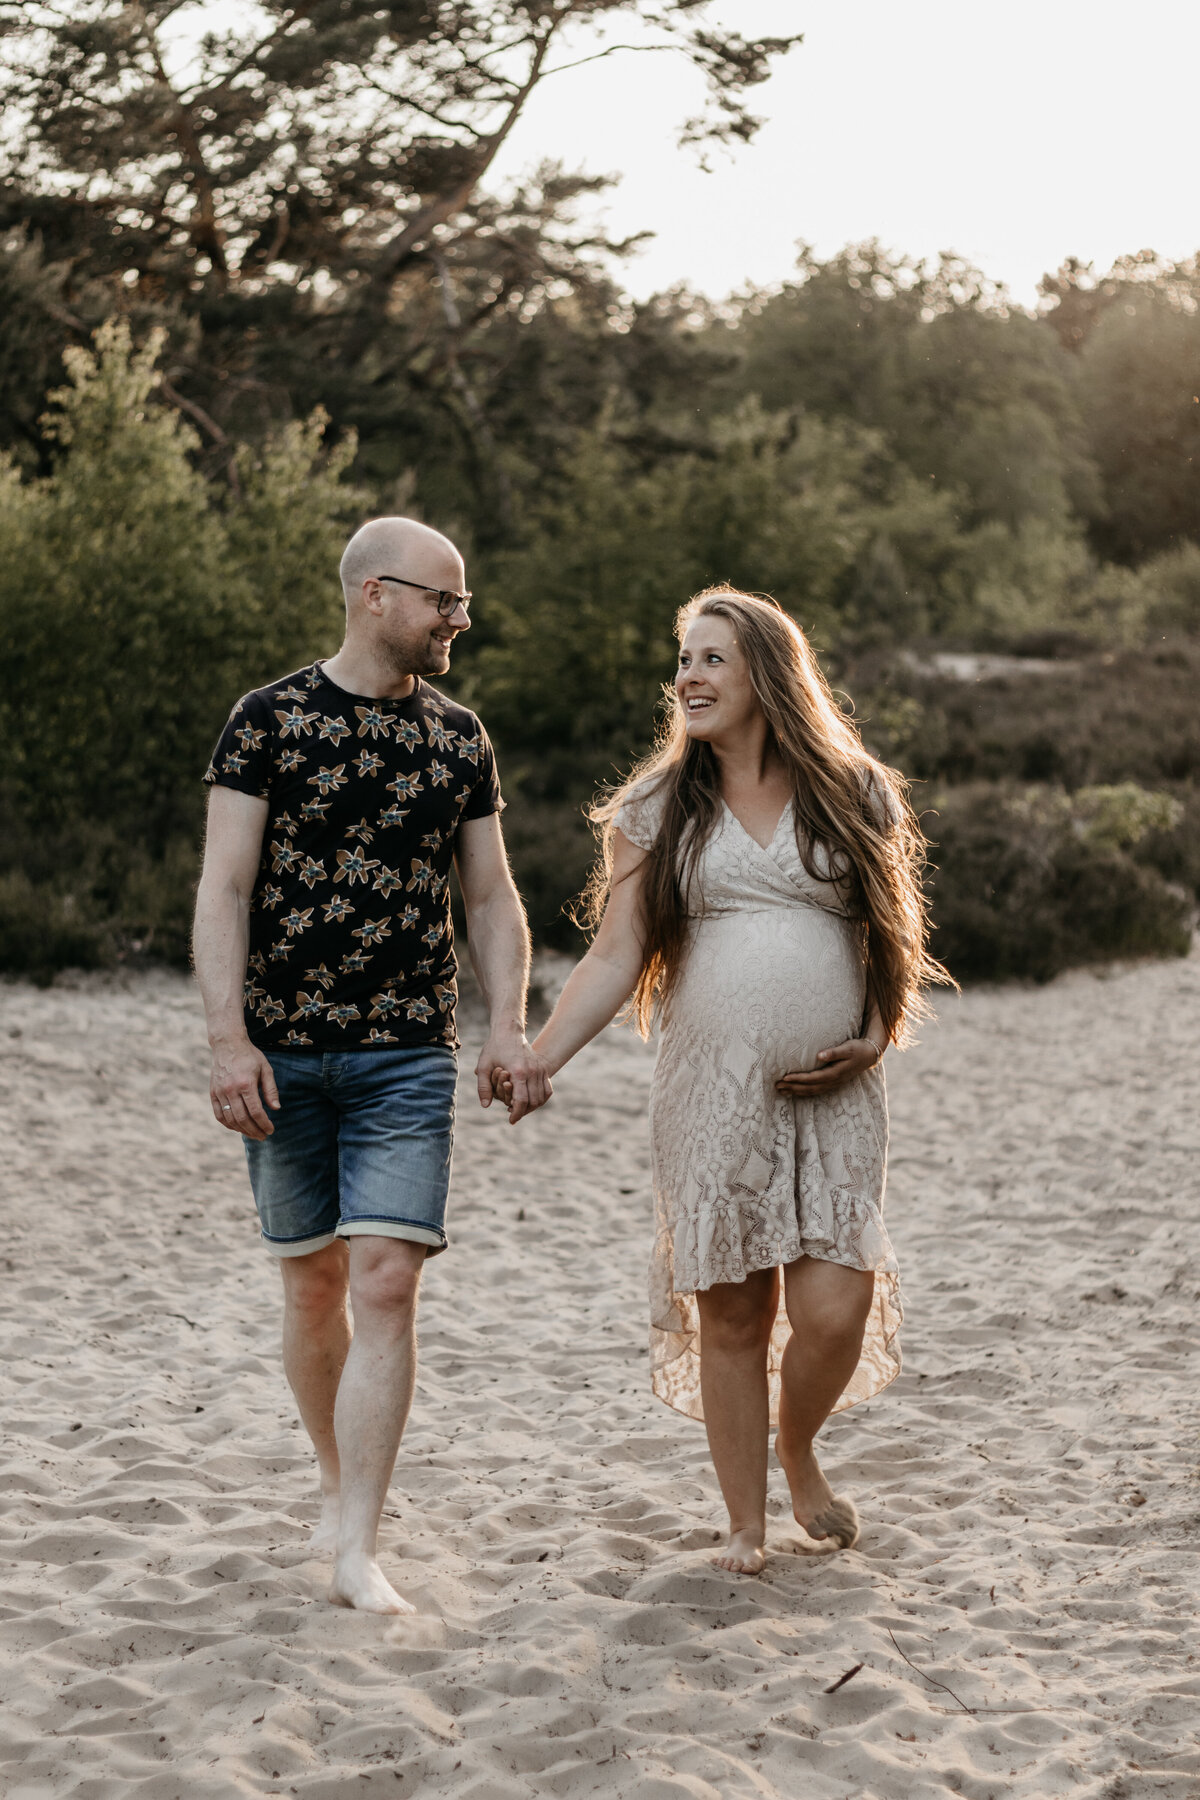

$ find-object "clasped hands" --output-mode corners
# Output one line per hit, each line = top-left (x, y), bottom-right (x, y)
(475, 1028), (553, 1124)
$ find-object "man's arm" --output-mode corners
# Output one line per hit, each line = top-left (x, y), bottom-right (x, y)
(193, 785), (279, 1140)
(454, 811), (551, 1121)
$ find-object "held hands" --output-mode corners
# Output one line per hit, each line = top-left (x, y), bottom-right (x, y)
(210, 1037), (280, 1139)
(491, 1066), (515, 1113)
(775, 1036), (884, 1098)
(484, 1059), (550, 1124)
(475, 1028), (553, 1123)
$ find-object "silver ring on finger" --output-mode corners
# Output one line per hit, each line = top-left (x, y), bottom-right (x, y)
(221, 1103), (233, 1111)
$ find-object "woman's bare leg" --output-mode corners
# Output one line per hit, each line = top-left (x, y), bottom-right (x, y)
(775, 1256), (875, 1543)
(695, 1268), (778, 1574)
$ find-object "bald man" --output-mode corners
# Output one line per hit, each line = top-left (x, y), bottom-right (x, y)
(193, 517), (551, 1614)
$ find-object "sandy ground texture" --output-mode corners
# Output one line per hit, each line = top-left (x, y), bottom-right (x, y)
(1, 949), (1199, 1800)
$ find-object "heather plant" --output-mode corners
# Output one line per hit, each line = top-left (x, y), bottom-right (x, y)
(923, 782), (1192, 983)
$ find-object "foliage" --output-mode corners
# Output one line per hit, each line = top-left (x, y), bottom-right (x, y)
(462, 405), (885, 781)
(923, 783), (1192, 984)
(0, 321), (362, 967)
(1076, 300), (1200, 560)
(0, 812), (196, 982)
(0, 2), (795, 533)
(853, 644), (1200, 791)
(3, 144), (1200, 985)
(716, 245), (1103, 532)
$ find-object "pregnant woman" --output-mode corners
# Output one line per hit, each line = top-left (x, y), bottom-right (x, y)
(505, 587), (948, 1574)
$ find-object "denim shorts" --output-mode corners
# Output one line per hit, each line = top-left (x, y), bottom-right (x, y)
(243, 1045), (457, 1258)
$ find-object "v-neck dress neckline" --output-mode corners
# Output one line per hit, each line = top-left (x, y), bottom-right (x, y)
(721, 796), (791, 856)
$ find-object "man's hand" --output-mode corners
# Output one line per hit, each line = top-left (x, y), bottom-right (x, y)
(775, 1036), (883, 1098)
(210, 1036), (281, 1140)
(475, 1027), (552, 1123)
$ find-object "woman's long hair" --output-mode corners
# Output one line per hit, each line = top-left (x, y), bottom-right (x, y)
(586, 587), (953, 1044)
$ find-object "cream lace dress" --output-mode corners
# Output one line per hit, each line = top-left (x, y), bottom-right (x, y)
(615, 782), (902, 1424)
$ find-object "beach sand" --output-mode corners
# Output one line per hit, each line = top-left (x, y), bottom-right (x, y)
(1, 950), (1198, 1799)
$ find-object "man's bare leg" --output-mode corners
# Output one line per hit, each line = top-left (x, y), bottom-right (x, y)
(278, 1240), (351, 1552)
(328, 1236), (425, 1615)
(775, 1257), (875, 1544)
(695, 1269), (778, 1575)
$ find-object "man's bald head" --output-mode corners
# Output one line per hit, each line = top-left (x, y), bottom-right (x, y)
(339, 517), (464, 607)
(335, 516), (469, 684)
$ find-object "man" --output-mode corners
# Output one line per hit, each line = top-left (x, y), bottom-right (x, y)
(192, 516), (551, 1615)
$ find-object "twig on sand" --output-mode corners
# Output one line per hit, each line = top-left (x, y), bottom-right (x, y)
(886, 1629), (1078, 1718)
(823, 1662), (864, 1695)
(1071, 1547), (1141, 1588)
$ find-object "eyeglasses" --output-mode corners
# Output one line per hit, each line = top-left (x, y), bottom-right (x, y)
(376, 574), (471, 617)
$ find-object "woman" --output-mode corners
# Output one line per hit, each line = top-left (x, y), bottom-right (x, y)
(503, 587), (948, 1575)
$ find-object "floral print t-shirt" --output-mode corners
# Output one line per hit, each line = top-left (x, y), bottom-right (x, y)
(203, 661), (502, 1053)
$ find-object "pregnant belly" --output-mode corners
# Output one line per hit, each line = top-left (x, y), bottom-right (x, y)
(672, 906), (866, 1077)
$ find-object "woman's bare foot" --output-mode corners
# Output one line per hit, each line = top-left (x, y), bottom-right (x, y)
(775, 1431), (860, 1548)
(711, 1527), (766, 1575)
(309, 1492), (340, 1556)
(328, 1551), (415, 1614)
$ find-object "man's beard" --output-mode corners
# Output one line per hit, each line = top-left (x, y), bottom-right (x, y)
(382, 626), (452, 679)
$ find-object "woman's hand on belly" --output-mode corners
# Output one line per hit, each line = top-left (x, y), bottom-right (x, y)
(776, 1035), (882, 1096)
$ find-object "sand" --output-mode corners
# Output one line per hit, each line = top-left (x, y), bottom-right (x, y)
(1, 949), (1199, 1800)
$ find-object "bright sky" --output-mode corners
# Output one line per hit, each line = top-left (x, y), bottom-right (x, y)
(489, 0), (1200, 307)
(165, 0), (1200, 309)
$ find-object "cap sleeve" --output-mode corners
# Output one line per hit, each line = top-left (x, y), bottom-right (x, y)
(863, 765), (904, 831)
(614, 779), (667, 851)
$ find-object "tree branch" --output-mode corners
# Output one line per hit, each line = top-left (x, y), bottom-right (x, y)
(428, 246), (512, 526)
(544, 40), (681, 78)
(358, 73), (486, 135)
(376, 21), (562, 280)
(158, 374), (242, 498)
(143, 22), (230, 286)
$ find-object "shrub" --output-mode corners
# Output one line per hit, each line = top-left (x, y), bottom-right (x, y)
(0, 320), (362, 843)
(0, 808), (200, 982)
(0, 320), (363, 980)
(924, 783), (1191, 983)
(856, 644), (1200, 789)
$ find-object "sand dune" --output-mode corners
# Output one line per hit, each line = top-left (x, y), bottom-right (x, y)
(1, 950), (1199, 1798)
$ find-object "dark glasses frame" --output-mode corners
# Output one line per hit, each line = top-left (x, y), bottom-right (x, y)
(376, 574), (471, 617)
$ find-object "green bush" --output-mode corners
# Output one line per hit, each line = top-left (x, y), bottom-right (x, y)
(924, 783), (1191, 983)
(0, 807), (200, 981)
(855, 644), (1200, 789)
(462, 406), (878, 778)
(1, 317), (1196, 990)
(0, 321), (362, 840)
(0, 321), (363, 979)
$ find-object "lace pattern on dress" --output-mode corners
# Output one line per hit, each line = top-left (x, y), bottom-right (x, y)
(616, 777), (903, 1426)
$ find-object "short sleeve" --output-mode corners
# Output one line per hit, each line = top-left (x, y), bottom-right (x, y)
(203, 691), (275, 799)
(458, 722), (504, 822)
(863, 766), (903, 831)
(615, 779), (668, 851)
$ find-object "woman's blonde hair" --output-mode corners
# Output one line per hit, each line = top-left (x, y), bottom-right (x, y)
(586, 586), (952, 1042)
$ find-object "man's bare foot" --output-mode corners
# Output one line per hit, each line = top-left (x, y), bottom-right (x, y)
(775, 1430), (860, 1548)
(309, 1492), (340, 1556)
(328, 1551), (416, 1615)
(711, 1527), (766, 1575)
